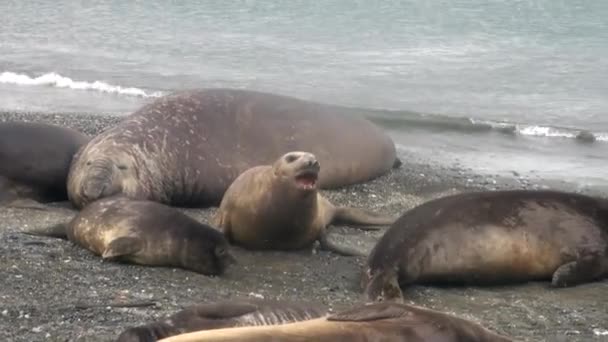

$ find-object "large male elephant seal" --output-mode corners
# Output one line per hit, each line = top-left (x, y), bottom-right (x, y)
(158, 301), (513, 342)
(362, 189), (608, 302)
(67, 88), (399, 209)
(213, 151), (396, 256)
(116, 298), (328, 342)
(23, 196), (235, 276)
(0, 121), (89, 208)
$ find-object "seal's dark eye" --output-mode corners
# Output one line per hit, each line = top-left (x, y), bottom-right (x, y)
(86, 161), (92, 166)
(216, 247), (226, 256)
(117, 165), (128, 170)
(285, 155), (298, 163)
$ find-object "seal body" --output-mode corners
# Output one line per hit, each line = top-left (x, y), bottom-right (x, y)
(0, 121), (89, 206)
(116, 298), (328, 342)
(213, 151), (396, 256)
(67, 88), (398, 209)
(26, 196), (235, 275)
(158, 302), (513, 342)
(362, 189), (608, 302)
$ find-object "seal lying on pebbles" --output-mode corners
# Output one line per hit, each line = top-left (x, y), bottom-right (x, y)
(362, 189), (608, 302)
(23, 196), (235, 276)
(157, 301), (513, 342)
(116, 298), (328, 342)
(66, 88), (399, 209)
(0, 121), (89, 209)
(213, 151), (396, 256)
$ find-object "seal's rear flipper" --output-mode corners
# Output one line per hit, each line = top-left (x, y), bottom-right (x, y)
(3, 198), (49, 211)
(102, 237), (144, 260)
(333, 207), (397, 228)
(551, 251), (606, 287)
(318, 230), (366, 257)
(21, 223), (68, 239)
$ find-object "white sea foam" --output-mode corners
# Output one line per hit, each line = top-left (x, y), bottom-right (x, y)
(0, 71), (164, 98)
(517, 125), (608, 142)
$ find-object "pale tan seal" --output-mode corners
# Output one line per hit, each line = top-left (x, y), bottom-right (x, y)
(23, 196), (235, 276)
(158, 301), (513, 342)
(362, 189), (608, 302)
(213, 151), (396, 256)
(116, 298), (328, 342)
(66, 88), (400, 209)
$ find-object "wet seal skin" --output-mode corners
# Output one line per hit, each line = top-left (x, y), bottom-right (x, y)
(361, 189), (608, 302)
(116, 298), (328, 342)
(213, 151), (397, 256)
(67, 88), (399, 209)
(157, 301), (514, 342)
(22, 196), (235, 276)
(0, 121), (89, 209)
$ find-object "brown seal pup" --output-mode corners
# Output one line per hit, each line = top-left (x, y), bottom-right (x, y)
(116, 298), (328, 342)
(213, 151), (396, 256)
(0, 121), (89, 208)
(66, 88), (399, 209)
(362, 189), (608, 302)
(23, 196), (235, 276)
(157, 301), (513, 342)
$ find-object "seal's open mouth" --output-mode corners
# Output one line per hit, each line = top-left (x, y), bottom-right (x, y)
(295, 170), (318, 190)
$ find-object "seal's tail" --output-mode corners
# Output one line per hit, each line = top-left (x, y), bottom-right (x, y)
(21, 223), (68, 239)
(333, 207), (397, 228)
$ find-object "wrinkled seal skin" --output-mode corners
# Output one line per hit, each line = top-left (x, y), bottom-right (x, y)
(213, 151), (396, 256)
(67, 88), (399, 209)
(0, 121), (89, 207)
(116, 298), (328, 342)
(23, 196), (235, 276)
(362, 189), (608, 302)
(158, 301), (513, 342)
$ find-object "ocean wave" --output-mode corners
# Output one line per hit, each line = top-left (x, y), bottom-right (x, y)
(368, 110), (607, 143)
(0, 71), (164, 98)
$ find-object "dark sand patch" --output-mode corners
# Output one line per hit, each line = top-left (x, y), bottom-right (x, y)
(1, 111), (607, 342)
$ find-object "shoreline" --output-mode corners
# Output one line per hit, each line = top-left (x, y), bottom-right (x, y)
(1, 110), (607, 341)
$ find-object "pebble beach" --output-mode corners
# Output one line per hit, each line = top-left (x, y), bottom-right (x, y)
(1, 111), (607, 342)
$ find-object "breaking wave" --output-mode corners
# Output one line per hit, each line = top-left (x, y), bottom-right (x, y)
(0, 71), (164, 98)
(367, 110), (608, 143)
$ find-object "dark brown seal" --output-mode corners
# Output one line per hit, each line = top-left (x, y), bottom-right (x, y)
(116, 298), (328, 342)
(158, 301), (513, 342)
(362, 189), (608, 302)
(23, 196), (235, 276)
(0, 121), (89, 208)
(213, 151), (396, 256)
(66, 88), (399, 209)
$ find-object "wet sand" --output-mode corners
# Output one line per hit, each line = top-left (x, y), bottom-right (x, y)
(1, 111), (607, 342)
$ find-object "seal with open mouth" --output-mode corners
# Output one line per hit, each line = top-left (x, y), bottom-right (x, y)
(213, 151), (397, 256)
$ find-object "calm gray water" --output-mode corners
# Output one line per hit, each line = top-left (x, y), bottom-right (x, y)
(1, 0), (607, 188)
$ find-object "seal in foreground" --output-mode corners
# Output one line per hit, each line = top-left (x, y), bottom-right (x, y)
(362, 189), (608, 302)
(158, 301), (513, 342)
(116, 298), (327, 342)
(23, 196), (235, 276)
(0, 121), (89, 208)
(213, 151), (396, 256)
(67, 88), (399, 208)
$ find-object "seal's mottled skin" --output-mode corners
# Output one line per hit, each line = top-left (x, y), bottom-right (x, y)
(362, 189), (608, 302)
(116, 299), (328, 342)
(67, 88), (399, 209)
(24, 196), (235, 276)
(0, 122), (89, 207)
(158, 302), (513, 342)
(214, 151), (396, 256)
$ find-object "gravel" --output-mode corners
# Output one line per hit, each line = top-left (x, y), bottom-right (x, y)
(0, 111), (606, 342)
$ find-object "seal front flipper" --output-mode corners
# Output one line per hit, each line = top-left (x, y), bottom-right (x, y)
(102, 237), (144, 260)
(326, 302), (411, 322)
(21, 223), (68, 239)
(332, 206), (396, 228)
(551, 250), (606, 287)
(317, 230), (366, 256)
